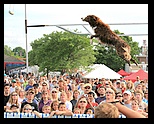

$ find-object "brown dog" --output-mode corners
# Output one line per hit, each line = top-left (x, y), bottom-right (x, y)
(81, 15), (138, 66)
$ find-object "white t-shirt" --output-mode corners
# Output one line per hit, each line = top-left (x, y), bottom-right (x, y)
(10, 86), (17, 94)
(65, 101), (72, 111)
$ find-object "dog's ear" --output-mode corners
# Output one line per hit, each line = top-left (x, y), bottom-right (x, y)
(92, 15), (98, 21)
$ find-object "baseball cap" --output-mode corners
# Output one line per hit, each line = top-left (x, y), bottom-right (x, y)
(10, 104), (19, 108)
(123, 90), (131, 96)
(11, 79), (16, 83)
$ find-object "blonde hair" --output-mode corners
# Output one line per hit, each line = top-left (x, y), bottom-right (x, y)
(126, 80), (134, 90)
(42, 105), (51, 111)
(22, 104), (32, 113)
(94, 103), (119, 118)
(7, 91), (19, 106)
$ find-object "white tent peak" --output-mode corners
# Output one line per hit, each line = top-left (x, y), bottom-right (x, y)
(83, 64), (122, 79)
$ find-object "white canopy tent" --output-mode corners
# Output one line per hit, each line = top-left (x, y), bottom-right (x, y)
(83, 64), (122, 79)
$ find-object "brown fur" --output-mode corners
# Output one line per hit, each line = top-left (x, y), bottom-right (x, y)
(81, 15), (138, 66)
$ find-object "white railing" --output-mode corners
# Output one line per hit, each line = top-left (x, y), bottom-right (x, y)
(4, 112), (94, 118)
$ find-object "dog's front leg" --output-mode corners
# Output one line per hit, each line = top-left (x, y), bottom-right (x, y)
(90, 34), (100, 39)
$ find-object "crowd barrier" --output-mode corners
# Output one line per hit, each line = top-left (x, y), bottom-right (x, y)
(4, 112), (126, 118)
(4, 112), (94, 118)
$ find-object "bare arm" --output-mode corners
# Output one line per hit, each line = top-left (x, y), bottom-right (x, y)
(33, 110), (42, 118)
(115, 102), (146, 118)
(55, 110), (73, 116)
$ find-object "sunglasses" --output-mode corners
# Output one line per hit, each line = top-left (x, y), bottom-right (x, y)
(116, 95), (123, 97)
(52, 91), (57, 93)
(106, 91), (113, 94)
(85, 86), (90, 89)
(54, 86), (59, 88)
(24, 108), (32, 110)
(12, 94), (18, 96)
(79, 101), (86, 103)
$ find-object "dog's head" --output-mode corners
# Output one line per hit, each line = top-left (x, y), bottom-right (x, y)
(81, 15), (99, 27)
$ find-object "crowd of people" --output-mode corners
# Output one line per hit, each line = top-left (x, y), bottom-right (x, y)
(4, 72), (148, 118)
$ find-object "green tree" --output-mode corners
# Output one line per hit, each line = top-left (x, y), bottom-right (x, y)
(12, 47), (26, 58)
(4, 45), (14, 56)
(29, 31), (96, 74)
(94, 30), (140, 72)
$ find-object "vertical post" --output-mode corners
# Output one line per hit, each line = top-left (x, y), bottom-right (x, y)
(25, 4), (29, 73)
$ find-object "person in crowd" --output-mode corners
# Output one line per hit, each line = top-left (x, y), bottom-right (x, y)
(95, 86), (106, 104)
(143, 79), (148, 89)
(74, 96), (89, 114)
(18, 88), (26, 104)
(38, 90), (52, 113)
(5, 91), (21, 111)
(41, 81), (49, 92)
(84, 107), (94, 115)
(79, 83), (92, 98)
(51, 100), (59, 112)
(115, 80), (122, 93)
(134, 76), (141, 88)
(48, 102), (73, 118)
(33, 83), (42, 103)
(70, 90), (80, 111)
(58, 80), (64, 92)
(120, 82), (126, 93)
(115, 92), (124, 104)
(86, 91), (98, 109)
(20, 88), (38, 112)
(142, 84), (147, 93)
(23, 77), (28, 89)
(135, 83), (143, 91)
(142, 90), (148, 104)
(66, 90), (73, 101)
(10, 79), (17, 93)
(50, 88), (59, 101)
(49, 80), (57, 90)
(6, 104), (20, 113)
(73, 108), (81, 114)
(94, 101), (146, 118)
(15, 86), (21, 95)
(134, 90), (148, 111)
(123, 90), (132, 109)
(100, 88), (116, 103)
(126, 80), (135, 93)
(89, 79), (97, 92)
(22, 104), (41, 118)
(4, 83), (10, 112)
(15, 78), (22, 88)
(59, 91), (72, 111)
(131, 99), (148, 117)
(78, 83), (85, 96)
(25, 79), (35, 91)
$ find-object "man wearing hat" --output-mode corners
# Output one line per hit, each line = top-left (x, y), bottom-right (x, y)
(10, 79), (17, 94)
(123, 90), (132, 109)
(20, 88), (39, 112)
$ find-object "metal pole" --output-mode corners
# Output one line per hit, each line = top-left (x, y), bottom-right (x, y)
(25, 4), (28, 73)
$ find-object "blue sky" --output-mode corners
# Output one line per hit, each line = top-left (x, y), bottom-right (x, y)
(4, 4), (148, 52)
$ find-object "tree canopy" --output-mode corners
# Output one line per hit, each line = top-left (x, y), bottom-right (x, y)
(29, 31), (96, 73)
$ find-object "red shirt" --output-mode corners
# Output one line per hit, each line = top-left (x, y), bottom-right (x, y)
(86, 102), (98, 109)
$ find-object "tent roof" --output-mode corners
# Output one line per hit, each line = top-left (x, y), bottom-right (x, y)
(117, 69), (129, 76)
(4, 54), (25, 63)
(83, 64), (122, 79)
(124, 69), (148, 82)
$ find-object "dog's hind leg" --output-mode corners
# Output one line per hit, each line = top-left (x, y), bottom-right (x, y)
(90, 34), (100, 39)
(130, 58), (138, 66)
